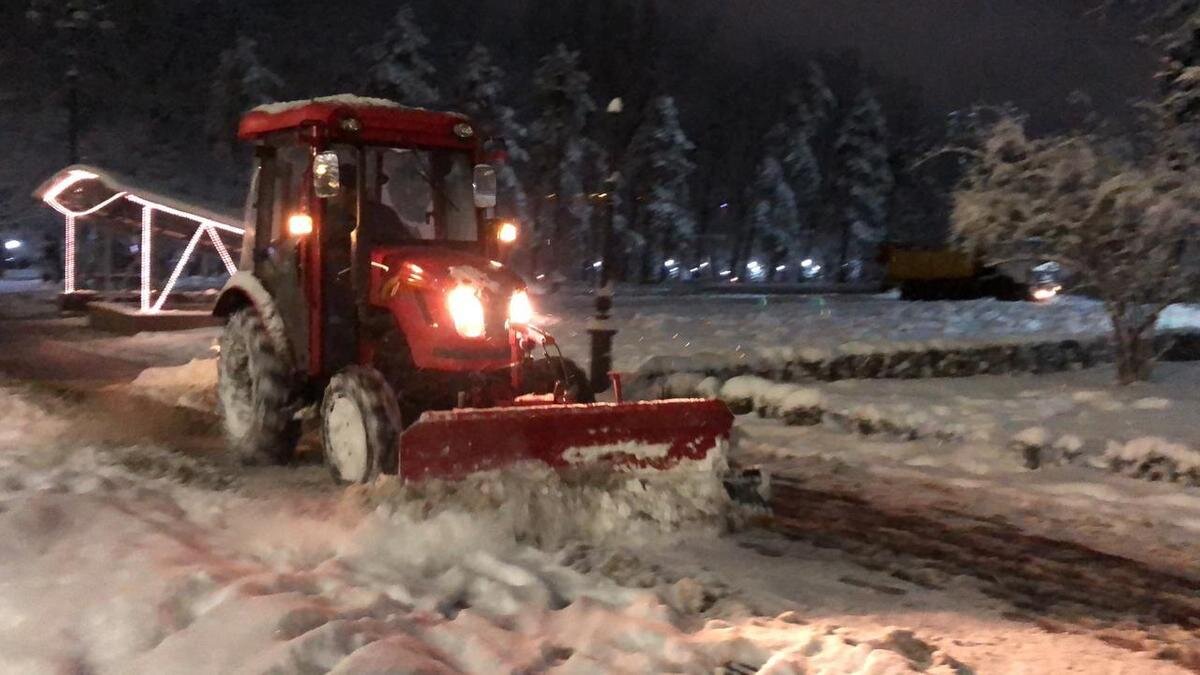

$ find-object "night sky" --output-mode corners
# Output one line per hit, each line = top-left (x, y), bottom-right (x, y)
(696, 0), (1158, 128)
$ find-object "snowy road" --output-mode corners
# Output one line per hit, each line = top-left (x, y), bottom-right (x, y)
(2, 288), (1199, 672)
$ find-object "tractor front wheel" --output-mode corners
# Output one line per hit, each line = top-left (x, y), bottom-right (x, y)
(321, 366), (402, 484)
(218, 307), (300, 465)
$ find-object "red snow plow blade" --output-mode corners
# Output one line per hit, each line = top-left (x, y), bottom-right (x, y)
(396, 399), (734, 482)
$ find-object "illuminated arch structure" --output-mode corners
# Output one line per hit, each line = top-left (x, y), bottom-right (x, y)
(34, 166), (243, 313)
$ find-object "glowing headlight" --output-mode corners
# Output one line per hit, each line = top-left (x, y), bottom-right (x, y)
(1032, 286), (1061, 302)
(497, 221), (518, 244)
(447, 285), (486, 338)
(508, 290), (534, 326)
(288, 213), (313, 237)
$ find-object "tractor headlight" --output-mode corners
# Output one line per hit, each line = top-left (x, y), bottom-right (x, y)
(447, 285), (486, 338)
(508, 290), (534, 326)
(497, 221), (518, 244)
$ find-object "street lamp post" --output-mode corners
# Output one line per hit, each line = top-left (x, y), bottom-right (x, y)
(588, 97), (623, 393)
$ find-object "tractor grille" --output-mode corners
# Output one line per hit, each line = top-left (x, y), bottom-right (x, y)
(485, 291), (508, 339)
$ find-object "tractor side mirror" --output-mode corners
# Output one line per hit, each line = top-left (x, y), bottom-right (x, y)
(473, 164), (497, 209)
(313, 151), (342, 199)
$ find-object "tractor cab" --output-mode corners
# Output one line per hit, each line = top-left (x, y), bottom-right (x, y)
(229, 96), (521, 383)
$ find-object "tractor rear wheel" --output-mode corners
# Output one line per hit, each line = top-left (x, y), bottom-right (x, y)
(321, 366), (403, 484)
(218, 307), (300, 465)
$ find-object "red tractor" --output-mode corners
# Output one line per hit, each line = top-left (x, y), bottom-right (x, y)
(213, 96), (732, 484)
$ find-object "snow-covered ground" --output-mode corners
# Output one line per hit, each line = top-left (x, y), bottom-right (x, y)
(4, 289), (1200, 672)
(701, 362), (1200, 483)
(0, 385), (1008, 674)
(538, 290), (1200, 372)
(6, 378), (1195, 673)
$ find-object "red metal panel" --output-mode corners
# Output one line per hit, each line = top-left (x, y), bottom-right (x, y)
(395, 399), (734, 482)
(238, 101), (475, 151)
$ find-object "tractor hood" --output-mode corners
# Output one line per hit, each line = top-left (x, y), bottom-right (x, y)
(368, 245), (527, 373)
(369, 246), (524, 298)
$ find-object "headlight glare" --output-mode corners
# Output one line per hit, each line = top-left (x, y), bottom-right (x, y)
(447, 285), (486, 338)
(508, 290), (534, 326)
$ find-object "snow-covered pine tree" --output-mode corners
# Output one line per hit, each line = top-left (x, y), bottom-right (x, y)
(528, 45), (596, 276)
(802, 61), (837, 133)
(453, 44), (530, 226)
(361, 5), (439, 107)
(765, 120), (820, 275)
(1158, 0), (1200, 124)
(206, 36), (283, 156)
(625, 96), (697, 281)
(747, 156), (801, 280)
(832, 88), (893, 282)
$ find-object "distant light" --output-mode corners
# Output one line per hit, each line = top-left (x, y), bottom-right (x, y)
(730, 277), (740, 283)
(606, 97), (624, 114)
(719, 270), (732, 277)
(719, 203), (729, 209)
(664, 259), (677, 268)
(747, 260), (761, 269)
(801, 258), (814, 268)
(592, 260), (603, 269)
(4, 240), (21, 251)
(690, 267), (700, 273)
(699, 262), (710, 269)
(775, 265), (787, 272)
(536, 274), (546, 280)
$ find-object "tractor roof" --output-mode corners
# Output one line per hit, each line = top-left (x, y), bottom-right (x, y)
(238, 95), (475, 150)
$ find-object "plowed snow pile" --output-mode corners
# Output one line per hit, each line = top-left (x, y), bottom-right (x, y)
(0, 387), (947, 674)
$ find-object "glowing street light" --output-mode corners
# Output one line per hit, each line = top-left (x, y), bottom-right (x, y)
(4, 240), (21, 251)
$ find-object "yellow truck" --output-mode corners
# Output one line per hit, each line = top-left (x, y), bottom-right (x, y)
(883, 247), (1060, 302)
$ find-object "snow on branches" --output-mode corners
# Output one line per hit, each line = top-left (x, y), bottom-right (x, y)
(527, 45), (597, 274)
(833, 88), (893, 281)
(207, 37), (283, 155)
(953, 116), (1200, 384)
(454, 45), (530, 224)
(361, 5), (439, 108)
(626, 96), (697, 279)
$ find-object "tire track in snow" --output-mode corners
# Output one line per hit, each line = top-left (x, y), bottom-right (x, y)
(767, 476), (1200, 671)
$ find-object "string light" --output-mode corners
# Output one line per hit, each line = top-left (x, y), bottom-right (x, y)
(207, 225), (237, 275)
(39, 169), (245, 312)
(152, 225), (207, 313)
(40, 169), (127, 294)
(64, 215), (76, 294)
(141, 206), (153, 312)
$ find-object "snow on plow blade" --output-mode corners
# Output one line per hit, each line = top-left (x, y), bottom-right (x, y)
(397, 399), (734, 482)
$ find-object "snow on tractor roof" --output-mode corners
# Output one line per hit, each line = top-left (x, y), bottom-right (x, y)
(238, 94), (473, 149)
(250, 94), (412, 115)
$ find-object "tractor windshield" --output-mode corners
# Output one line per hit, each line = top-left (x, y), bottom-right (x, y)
(336, 145), (478, 243)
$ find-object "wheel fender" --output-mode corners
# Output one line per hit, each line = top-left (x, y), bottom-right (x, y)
(214, 272), (293, 367)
